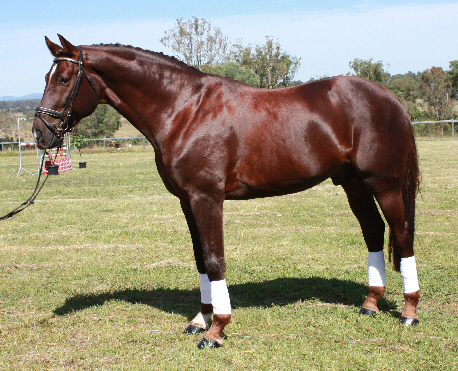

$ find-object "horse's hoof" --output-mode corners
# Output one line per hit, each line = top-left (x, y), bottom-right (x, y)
(183, 324), (206, 334)
(400, 317), (420, 326)
(197, 337), (222, 349)
(359, 307), (377, 316)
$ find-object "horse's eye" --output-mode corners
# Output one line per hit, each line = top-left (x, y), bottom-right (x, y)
(58, 77), (70, 86)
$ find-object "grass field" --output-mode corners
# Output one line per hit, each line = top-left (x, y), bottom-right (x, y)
(0, 138), (457, 370)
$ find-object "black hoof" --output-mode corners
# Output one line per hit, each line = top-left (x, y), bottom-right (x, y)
(359, 307), (377, 316)
(400, 317), (420, 326)
(197, 337), (221, 349)
(183, 324), (206, 334)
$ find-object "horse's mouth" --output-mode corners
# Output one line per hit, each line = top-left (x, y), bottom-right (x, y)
(33, 128), (64, 150)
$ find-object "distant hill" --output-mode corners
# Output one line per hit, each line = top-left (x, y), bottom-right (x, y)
(0, 93), (42, 101)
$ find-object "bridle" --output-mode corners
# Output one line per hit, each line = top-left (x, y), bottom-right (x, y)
(35, 46), (100, 139)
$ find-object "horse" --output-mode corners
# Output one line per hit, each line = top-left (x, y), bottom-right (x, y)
(33, 35), (421, 348)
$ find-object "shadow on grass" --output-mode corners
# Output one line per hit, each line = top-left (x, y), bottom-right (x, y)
(53, 277), (397, 319)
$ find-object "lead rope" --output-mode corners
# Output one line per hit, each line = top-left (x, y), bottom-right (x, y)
(0, 151), (49, 221)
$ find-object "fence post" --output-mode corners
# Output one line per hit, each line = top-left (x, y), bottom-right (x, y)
(452, 119), (455, 138)
(143, 136), (145, 150)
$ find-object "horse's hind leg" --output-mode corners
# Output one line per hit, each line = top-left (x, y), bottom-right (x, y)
(374, 190), (420, 325)
(339, 171), (387, 315)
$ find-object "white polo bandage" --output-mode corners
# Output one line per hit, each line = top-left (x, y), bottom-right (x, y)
(210, 279), (231, 315)
(400, 256), (420, 293)
(199, 273), (212, 304)
(368, 250), (386, 287)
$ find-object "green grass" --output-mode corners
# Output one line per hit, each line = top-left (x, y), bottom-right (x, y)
(0, 139), (457, 370)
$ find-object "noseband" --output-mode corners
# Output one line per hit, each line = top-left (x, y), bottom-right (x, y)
(35, 46), (100, 139)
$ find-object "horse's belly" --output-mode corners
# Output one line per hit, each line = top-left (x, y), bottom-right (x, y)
(224, 166), (334, 200)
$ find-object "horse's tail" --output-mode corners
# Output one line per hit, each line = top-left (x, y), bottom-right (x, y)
(388, 132), (421, 272)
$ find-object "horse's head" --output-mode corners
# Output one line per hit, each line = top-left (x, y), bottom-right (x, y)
(33, 35), (100, 149)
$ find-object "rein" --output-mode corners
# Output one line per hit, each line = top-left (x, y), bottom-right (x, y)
(0, 152), (49, 221)
(35, 46), (99, 139)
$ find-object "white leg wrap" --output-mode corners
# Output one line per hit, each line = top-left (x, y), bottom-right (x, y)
(368, 250), (386, 287)
(400, 256), (420, 293)
(199, 273), (212, 304)
(210, 279), (231, 315)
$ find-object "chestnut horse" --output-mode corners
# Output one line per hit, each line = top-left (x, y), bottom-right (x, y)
(33, 35), (421, 348)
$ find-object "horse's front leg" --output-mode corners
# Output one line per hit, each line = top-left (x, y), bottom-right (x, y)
(181, 201), (214, 334)
(182, 195), (231, 348)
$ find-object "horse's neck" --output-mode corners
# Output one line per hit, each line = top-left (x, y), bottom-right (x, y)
(92, 48), (202, 147)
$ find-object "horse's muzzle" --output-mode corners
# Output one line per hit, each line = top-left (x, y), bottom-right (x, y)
(33, 125), (63, 150)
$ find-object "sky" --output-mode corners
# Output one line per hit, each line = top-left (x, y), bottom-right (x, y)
(1, 0), (458, 97)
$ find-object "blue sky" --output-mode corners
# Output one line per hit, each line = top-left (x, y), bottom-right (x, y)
(1, 0), (458, 97)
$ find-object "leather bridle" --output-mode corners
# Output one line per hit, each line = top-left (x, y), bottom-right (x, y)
(35, 46), (100, 139)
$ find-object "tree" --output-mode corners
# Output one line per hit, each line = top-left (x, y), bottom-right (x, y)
(238, 37), (301, 89)
(160, 17), (230, 68)
(74, 105), (122, 138)
(159, 19), (300, 89)
(449, 60), (458, 98)
(348, 58), (390, 86)
(421, 67), (454, 121)
(387, 74), (424, 120)
(202, 62), (260, 87)
(0, 112), (17, 141)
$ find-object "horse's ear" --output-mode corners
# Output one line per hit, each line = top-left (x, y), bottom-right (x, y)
(45, 36), (62, 57)
(57, 34), (78, 56)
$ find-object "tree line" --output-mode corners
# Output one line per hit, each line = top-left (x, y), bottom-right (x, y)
(1, 16), (457, 140)
(345, 58), (458, 123)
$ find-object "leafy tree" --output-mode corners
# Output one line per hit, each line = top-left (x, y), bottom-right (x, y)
(288, 80), (305, 87)
(238, 37), (301, 89)
(159, 19), (300, 89)
(160, 17), (230, 68)
(0, 112), (16, 140)
(202, 62), (260, 87)
(388, 76), (420, 103)
(387, 74), (424, 120)
(74, 105), (122, 138)
(449, 60), (458, 98)
(348, 58), (390, 86)
(421, 67), (454, 121)
(230, 39), (254, 67)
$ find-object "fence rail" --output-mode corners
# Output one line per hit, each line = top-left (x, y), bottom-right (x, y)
(82, 136), (147, 150)
(1, 120), (456, 152)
